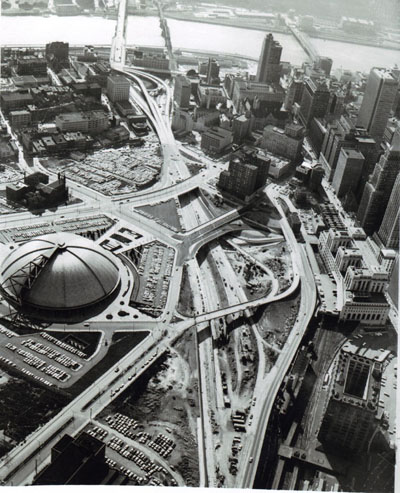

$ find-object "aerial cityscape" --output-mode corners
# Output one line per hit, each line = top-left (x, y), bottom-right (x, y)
(0, 0), (399, 491)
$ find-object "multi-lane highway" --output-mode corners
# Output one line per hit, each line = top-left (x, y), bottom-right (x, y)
(0, 7), (322, 488)
(239, 185), (317, 488)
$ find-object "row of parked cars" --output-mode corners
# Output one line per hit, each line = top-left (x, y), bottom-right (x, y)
(108, 436), (163, 477)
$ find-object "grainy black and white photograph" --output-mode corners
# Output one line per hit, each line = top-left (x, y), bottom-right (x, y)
(0, 0), (399, 491)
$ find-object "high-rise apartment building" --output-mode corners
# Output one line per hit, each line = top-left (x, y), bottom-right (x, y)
(378, 172), (400, 248)
(256, 33), (282, 84)
(357, 131), (400, 235)
(174, 74), (191, 109)
(332, 148), (365, 198)
(298, 79), (330, 127)
(357, 68), (398, 144)
(106, 74), (130, 102)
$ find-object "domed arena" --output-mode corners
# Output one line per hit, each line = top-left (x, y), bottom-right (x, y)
(0, 232), (121, 324)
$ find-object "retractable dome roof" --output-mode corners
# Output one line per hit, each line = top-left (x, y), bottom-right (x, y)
(0, 232), (121, 323)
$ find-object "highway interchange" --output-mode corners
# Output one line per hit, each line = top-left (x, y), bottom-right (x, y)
(0, 4), (318, 487)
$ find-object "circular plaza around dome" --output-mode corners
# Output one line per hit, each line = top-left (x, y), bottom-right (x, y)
(0, 232), (122, 323)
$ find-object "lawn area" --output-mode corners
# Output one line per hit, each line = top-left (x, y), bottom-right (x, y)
(138, 198), (182, 231)
(177, 264), (195, 317)
(0, 373), (69, 453)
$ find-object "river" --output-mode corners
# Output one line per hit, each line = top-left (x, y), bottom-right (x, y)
(1, 15), (399, 73)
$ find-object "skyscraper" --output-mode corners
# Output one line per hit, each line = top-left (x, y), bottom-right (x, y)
(378, 172), (400, 248)
(357, 130), (400, 235)
(284, 78), (304, 111)
(332, 148), (365, 198)
(218, 158), (258, 200)
(298, 78), (330, 127)
(356, 68), (398, 144)
(256, 33), (282, 84)
(174, 74), (191, 109)
(320, 116), (377, 183)
(318, 343), (383, 453)
(206, 58), (220, 85)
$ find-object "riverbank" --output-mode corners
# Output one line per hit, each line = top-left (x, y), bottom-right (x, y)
(164, 11), (289, 35)
(309, 30), (400, 52)
(4, 8), (399, 53)
(164, 10), (400, 52)
(2, 15), (397, 73)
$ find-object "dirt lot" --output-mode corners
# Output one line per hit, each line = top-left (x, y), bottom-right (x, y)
(240, 242), (293, 293)
(98, 327), (200, 486)
(256, 293), (301, 351)
(224, 248), (273, 300)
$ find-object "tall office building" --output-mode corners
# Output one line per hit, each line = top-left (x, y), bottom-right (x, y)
(298, 78), (330, 127)
(218, 158), (259, 200)
(315, 56), (333, 77)
(332, 148), (365, 198)
(284, 78), (304, 111)
(318, 342), (384, 453)
(356, 68), (398, 144)
(198, 58), (220, 85)
(174, 74), (191, 109)
(320, 116), (377, 184)
(256, 33), (282, 84)
(206, 58), (220, 85)
(357, 130), (400, 235)
(378, 172), (400, 248)
(106, 74), (130, 102)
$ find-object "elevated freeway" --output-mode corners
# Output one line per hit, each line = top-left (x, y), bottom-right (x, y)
(239, 185), (317, 489)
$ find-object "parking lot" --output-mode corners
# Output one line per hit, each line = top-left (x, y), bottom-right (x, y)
(131, 240), (175, 317)
(0, 214), (115, 243)
(55, 135), (162, 195)
(84, 418), (180, 487)
(0, 326), (94, 389)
